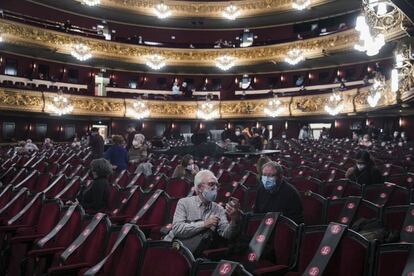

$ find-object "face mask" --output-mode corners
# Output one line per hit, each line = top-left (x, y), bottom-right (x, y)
(261, 176), (277, 190)
(235, 131), (241, 136)
(356, 164), (366, 171)
(186, 165), (193, 171)
(282, 135), (286, 139)
(202, 187), (217, 202)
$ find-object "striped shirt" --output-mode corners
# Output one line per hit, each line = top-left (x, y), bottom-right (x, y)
(164, 195), (239, 241)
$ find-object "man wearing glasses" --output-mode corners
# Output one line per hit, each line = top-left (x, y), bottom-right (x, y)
(164, 170), (241, 245)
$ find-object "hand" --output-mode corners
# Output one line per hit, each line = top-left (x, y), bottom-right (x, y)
(204, 215), (220, 228)
(225, 201), (241, 222)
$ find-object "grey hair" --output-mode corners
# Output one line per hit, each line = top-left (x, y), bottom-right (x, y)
(262, 161), (283, 175)
(90, 158), (113, 178)
(194, 170), (216, 188)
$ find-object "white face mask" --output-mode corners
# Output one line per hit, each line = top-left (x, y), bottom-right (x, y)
(235, 131), (241, 136)
(186, 164), (194, 170)
(282, 135), (286, 139)
(356, 164), (366, 171)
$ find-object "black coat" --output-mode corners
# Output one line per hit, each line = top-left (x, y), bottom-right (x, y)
(254, 180), (304, 224)
(79, 177), (109, 212)
(346, 165), (383, 185)
(89, 134), (104, 159)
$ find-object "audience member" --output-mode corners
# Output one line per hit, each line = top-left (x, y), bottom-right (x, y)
(320, 127), (329, 140)
(250, 128), (263, 150)
(254, 161), (304, 224)
(164, 170), (241, 251)
(89, 128), (104, 159)
(256, 156), (271, 175)
(172, 154), (200, 182)
(104, 135), (128, 173)
(231, 127), (245, 144)
(136, 161), (153, 177)
(345, 150), (383, 185)
(71, 137), (81, 149)
(128, 133), (148, 163)
(298, 125), (311, 140)
(42, 138), (53, 150)
(359, 134), (373, 147)
(78, 158), (111, 213)
(172, 81), (181, 99)
(15, 141), (27, 154)
(221, 126), (233, 141)
(260, 125), (269, 140)
(126, 126), (139, 150)
(24, 139), (39, 152)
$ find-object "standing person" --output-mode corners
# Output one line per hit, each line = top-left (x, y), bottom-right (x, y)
(128, 133), (148, 163)
(42, 138), (53, 150)
(78, 158), (111, 213)
(104, 135), (128, 173)
(345, 150), (383, 185)
(126, 126), (138, 150)
(172, 154), (200, 182)
(24, 139), (39, 152)
(89, 128), (104, 159)
(254, 161), (304, 224)
(298, 125), (309, 140)
(260, 125), (269, 141)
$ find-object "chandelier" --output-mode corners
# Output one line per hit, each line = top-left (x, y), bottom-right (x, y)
(70, 44), (92, 61)
(324, 90), (344, 116)
(367, 74), (386, 107)
(128, 98), (150, 120)
(222, 4), (240, 20)
(154, 2), (171, 19)
(145, 54), (166, 70)
(215, 55), (236, 71)
(354, 0), (404, 56)
(197, 96), (220, 120)
(82, 0), (100, 6)
(284, 49), (305, 65)
(292, 0), (311, 10)
(264, 94), (285, 117)
(48, 91), (73, 116)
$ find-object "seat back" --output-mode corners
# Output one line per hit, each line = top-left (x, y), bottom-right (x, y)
(54, 176), (82, 202)
(326, 197), (381, 225)
(139, 241), (195, 276)
(137, 192), (169, 228)
(300, 191), (327, 225)
(382, 205), (408, 233)
(166, 178), (192, 199)
(289, 176), (323, 193)
(273, 215), (300, 267)
(363, 183), (409, 206)
(374, 243), (411, 276)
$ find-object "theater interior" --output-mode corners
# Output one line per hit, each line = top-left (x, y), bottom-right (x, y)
(0, 0), (414, 275)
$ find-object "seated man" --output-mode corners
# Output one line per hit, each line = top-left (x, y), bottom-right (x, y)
(345, 150), (383, 185)
(164, 170), (240, 252)
(254, 161), (304, 224)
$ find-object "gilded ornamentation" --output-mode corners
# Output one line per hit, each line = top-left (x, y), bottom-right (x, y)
(92, 0), (331, 18)
(0, 89), (42, 111)
(0, 19), (373, 66)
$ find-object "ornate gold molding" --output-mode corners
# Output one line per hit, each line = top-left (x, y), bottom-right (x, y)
(0, 84), (399, 119)
(0, 19), (366, 66)
(77, 0), (331, 18)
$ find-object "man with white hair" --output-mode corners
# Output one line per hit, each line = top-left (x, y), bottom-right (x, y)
(164, 170), (241, 245)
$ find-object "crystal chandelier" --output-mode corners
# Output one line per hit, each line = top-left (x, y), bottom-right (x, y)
(354, 0), (404, 56)
(82, 0), (100, 6)
(264, 94), (285, 117)
(48, 91), (74, 116)
(70, 44), (92, 61)
(222, 4), (240, 20)
(197, 96), (220, 120)
(284, 49), (305, 65)
(292, 0), (311, 10)
(324, 90), (344, 116)
(154, 2), (171, 19)
(215, 55), (236, 71)
(145, 54), (166, 70)
(128, 98), (150, 119)
(367, 74), (385, 107)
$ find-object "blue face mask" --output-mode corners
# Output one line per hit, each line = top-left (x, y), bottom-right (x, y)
(202, 187), (217, 202)
(261, 176), (277, 190)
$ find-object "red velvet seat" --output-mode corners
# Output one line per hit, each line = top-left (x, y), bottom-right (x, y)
(323, 179), (362, 199)
(239, 171), (259, 188)
(13, 170), (39, 191)
(110, 186), (144, 223)
(138, 240), (195, 276)
(325, 197), (381, 225)
(382, 205), (408, 233)
(300, 191), (327, 225)
(47, 213), (111, 275)
(0, 188), (31, 226)
(363, 183), (410, 206)
(113, 170), (130, 188)
(166, 177), (192, 199)
(191, 260), (252, 276)
(374, 243), (411, 276)
(289, 176), (323, 193)
(54, 176), (82, 202)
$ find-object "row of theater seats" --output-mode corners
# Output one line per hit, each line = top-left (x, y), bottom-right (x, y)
(0, 138), (414, 275)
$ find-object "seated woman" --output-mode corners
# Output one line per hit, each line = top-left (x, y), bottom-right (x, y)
(78, 158), (111, 213)
(345, 150), (383, 185)
(104, 135), (128, 173)
(172, 154), (200, 182)
(128, 133), (148, 163)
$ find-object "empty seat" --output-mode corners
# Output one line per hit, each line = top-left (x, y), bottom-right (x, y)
(301, 191), (327, 225)
(165, 178), (192, 199)
(373, 243), (411, 276)
(363, 183), (409, 206)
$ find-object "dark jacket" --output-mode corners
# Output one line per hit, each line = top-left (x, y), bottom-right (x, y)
(345, 165), (383, 185)
(79, 178), (109, 212)
(104, 145), (128, 172)
(254, 180), (304, 224)
(89, 134), (104, 159)
(126, 131), (138, 150)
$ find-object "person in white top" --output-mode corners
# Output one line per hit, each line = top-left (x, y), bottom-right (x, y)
(171, 81), (181, 98)
(24, 139), (39, 152)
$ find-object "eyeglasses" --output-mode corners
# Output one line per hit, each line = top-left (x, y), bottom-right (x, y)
(203, 181), (218, 188)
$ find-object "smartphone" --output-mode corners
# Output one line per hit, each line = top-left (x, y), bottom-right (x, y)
(228, 197), (239, 207)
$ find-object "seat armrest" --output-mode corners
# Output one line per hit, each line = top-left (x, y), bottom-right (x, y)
(48, 262), (91, 275)
(27, 247), (66, 258)
(10, 234), (44, 244)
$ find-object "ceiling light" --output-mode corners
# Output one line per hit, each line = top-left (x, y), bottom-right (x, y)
(154, 3), (171, 19)
(264, 94), (285, 117)
(145, 54), (166, 70)
(128, 98), (150, 119)
(284, 49), (305, 65)
(222, 4), (240, 20)
(292, 0), (311, 10)
(82, 0), (100, 6)
(70, 43), (92, 61)
(47, 91), (73, 116)
(215, 55), (236, 71)
(0, 36), (3, 42)
(324, 90), (344, 116)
